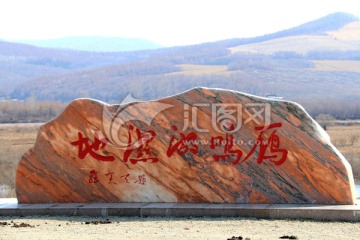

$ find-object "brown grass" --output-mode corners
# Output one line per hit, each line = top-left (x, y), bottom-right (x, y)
(0, 124), (39, 197)
(311, 60), (360, 73)
(327, 21), (360, 41)
(229, 35), (360, 54)
(0, 123), (359, 198)
(167, 64), (230, 76)
(326, 124), (360, 181)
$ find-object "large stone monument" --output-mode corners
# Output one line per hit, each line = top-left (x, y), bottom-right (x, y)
(16, 87), (356, 204)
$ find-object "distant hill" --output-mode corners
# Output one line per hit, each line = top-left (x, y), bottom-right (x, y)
(13, 36), (163, 52)
(2, 12), (360, 119)
(230, 13), (360, 54)
(229, 29), (360, 54)
(0, 40), (163, 95)
(218, 12), (359, 48)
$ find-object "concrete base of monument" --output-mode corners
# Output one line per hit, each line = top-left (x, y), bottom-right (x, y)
(1, 199), (360, 222)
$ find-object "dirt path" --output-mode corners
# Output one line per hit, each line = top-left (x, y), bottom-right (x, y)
(0, 216), (359, 240)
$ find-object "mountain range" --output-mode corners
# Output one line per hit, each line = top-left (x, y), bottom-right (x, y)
(1, 12), (360, 118)
(12, 36), (162, 52)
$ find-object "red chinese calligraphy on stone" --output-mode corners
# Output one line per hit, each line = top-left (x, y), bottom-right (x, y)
(105, 172), (116, 184)
(71, 132), (115, 162)
(120, 174), (130, 183)
(167, 126), (198, 157)
(210, 123), (242, 164)
(88, 170), (99, 183)
(243, 122), (288, 166)
(123, 125), (158, 164)
(134, 174), (147, 185)
(210, 133), (243, 164)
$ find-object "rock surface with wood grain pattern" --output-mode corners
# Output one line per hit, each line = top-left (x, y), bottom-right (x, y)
(16, 87), (356, 204)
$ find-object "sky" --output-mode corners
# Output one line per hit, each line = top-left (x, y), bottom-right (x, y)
(0, 0), (359, 47)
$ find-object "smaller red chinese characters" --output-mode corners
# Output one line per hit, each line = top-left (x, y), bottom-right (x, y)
(120, 174), (130, 183)
(123, 125), (158, 164)
(243, 122), (288, 166)
(88, 170), (99, 183)
(167, 126), (198, 157)
(105, 172), (116, 184)
(86, 171), (147, 186)
(134, 174), (147, 185)
(210, 123), (242, 164)
(71, 132), (115, 162)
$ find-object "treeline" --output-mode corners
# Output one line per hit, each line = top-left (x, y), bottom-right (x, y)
(0, 100), (65, 123)
(10, 59), (360, 103)
(1, 96), (360, 124)
(300, 98), (360, 120)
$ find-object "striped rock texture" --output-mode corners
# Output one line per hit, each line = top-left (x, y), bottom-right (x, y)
(16, 88), (356, 204)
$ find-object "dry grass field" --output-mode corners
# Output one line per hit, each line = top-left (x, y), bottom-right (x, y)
(327, 21), (360, 41)
(311, 60), (360, 73)
(167, 64), (230, 76)
(229, 35), (360, 55)
(0, 123), (359, 198)
(0, 124), (40, 197)
(326, 124), (360, 181)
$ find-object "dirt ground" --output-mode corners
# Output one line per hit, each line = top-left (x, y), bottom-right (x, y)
(0, 216), (359, 240)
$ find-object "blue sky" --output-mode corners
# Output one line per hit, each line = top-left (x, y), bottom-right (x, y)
(0, 0), (359, 46)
